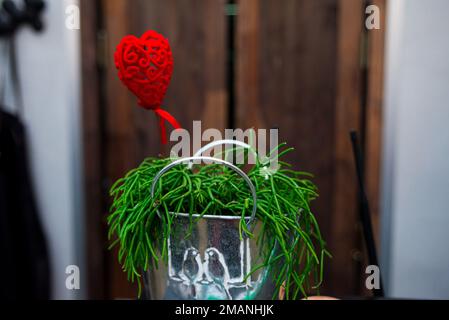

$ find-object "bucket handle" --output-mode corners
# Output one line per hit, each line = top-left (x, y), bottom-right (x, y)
(150, 156), (258, 230)
(188, 139), (258, 170)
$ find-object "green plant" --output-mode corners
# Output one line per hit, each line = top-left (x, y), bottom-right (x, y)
(107, 143), (330, 299)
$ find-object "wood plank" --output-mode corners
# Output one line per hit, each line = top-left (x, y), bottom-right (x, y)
(236, 0), (361, 296)
(236, 0), (372, 296)
(101, 0), (138, 299)
(133, 0), (228, 141)
(100, 0), (228, 298)
(236, 0), (263, 128)
(236, 0), (339, 234)
(80, 0), (106, 299)
(331, 0), (364, 295)
(364, 0), (386, 251)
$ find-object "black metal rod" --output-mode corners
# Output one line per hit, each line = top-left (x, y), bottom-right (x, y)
(226, 0), (236, 129)
(350, 130), (384, 297)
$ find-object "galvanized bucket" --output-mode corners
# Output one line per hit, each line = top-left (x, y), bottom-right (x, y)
(142, 145), (276, 300)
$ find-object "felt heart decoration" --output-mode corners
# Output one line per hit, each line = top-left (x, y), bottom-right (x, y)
(114, 30), (181, 144)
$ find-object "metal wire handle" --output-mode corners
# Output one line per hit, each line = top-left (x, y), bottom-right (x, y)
(188, 139), (258, 169)
(150, 156), (258, 229)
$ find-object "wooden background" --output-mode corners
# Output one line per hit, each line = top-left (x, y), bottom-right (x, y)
(81, 0), (386, 299)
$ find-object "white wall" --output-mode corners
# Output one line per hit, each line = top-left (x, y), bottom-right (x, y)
(1, 0), (85, 299)
(381, 0), (449, 299)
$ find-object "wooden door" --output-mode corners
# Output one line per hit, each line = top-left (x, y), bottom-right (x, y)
(235, 0), (386, 296)
(81, 0), (386, 299)
(82, 0), (228, 299)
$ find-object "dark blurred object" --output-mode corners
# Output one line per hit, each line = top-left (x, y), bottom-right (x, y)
(0, 0), (45, 37)
(350, 131), (384, 298)
(0, 109), (50, 299)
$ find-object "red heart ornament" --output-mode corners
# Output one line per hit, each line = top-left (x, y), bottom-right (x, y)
(114, 30), (181, 144)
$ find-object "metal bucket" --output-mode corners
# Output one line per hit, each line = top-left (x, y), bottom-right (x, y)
(142, 152), (276, 300)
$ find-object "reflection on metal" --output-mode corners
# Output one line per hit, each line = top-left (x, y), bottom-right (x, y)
(143, 213), (275, 300)
(167, 216), (261, 300)
(143, 154), (275, 300)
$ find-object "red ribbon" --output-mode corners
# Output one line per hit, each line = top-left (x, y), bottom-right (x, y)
(153, 107), (181, 144)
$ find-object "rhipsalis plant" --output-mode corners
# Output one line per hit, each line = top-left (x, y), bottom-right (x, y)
(107, 143), (330, 299)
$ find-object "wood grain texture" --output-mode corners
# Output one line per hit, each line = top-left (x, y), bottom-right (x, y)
(80, 0), (106, 299)
(331, 0), (364, 295)
(100, 0), (228, 298)
(236, 0), (345, 295)
(237, 0), (339, 228)
(83, 0), (386, 298)
(236, 0), (263, 128)
(101, 0), (138, 299)
(364, 0), (386, 250)
(132, 0), (228, 138)
(235, 0), (380, 296)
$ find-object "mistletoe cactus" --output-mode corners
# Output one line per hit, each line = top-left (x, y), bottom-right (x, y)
(107, 143), (330, 299)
